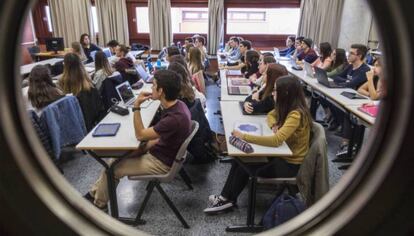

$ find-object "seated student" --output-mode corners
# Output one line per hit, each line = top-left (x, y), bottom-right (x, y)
(182, 37), (194, 56)
(311, 42), (333, 71)
(292, 36), (305, 60)
(165, 46), (181, 62)
(106, 39), (119, 56)
(188, 47), (206, 94)
(222, 40), (252, 71)
(327, 48), (348, 77)
(107, 40), (138, 65)
(250, 55), (277, 87)
(242, 50), (260, 78)
(84, 70), (192, 210)
(243, 63), (288, 114)
(27, 65), (64, 112)
(58, 53), (105, 131)
(71, 42), (87, 63)
(226, 36), (241, 61)
(279, 35), (296, 57)
(80, 33), (101, 63)
(113, 44), (136, 82)
(167, 62), (196, 107)
(93, 51), (120, 91)
(333, 44), (370, 90)
(194, 35), (207, 61)
(357, 58), (383, 100)
(297, 38), (318, 64)
(204, 75), (312, 213)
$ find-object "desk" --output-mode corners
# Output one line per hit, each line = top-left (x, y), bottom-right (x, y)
(76, 84), (160, 221)
(33, 51), (66, 61)
(20, 58), (63, 76)
(220, 101), (292, 233)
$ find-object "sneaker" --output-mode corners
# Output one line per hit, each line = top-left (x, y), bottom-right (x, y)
(204, 196), (234, 214)
(208, 195), (220, 204)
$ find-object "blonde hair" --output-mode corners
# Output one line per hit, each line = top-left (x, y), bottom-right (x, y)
(59, 53), (92, 95)
(188, 47), (204, 75)
(71, 42), (87, 61)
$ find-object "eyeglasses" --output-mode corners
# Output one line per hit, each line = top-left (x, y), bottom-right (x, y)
(349, 51), (357, 56)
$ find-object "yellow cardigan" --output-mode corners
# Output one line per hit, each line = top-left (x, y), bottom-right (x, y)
(242, 109), (310, 164)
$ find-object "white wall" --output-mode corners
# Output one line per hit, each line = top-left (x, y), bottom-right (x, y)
(337, 0), (373, 50)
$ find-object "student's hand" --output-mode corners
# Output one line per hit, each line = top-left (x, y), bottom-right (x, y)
(252, 91), (260, 101)
(366, 69), (374, 81)
(244, 102), (254, 114)
(135, 91), (152, 106)
(231, 130), (244, 139)
(272, 125), (279, 134)
(249, 74), (257, 82)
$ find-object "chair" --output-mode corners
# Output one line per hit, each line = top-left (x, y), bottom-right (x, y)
(128, 121), (199, 228)
(256, 122), (329, 207)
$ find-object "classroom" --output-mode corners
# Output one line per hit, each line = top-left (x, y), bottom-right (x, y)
(18, 0), (384, 235)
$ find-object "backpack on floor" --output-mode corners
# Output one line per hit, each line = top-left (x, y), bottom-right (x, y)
(262, 193), (306, 229)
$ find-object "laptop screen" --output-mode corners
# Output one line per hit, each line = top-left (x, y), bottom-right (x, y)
(102, 48), (112, 58)
(115, 81), (135, 104)
(136, 65), (150, 80)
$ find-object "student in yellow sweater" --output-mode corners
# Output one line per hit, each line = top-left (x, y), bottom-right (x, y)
(204, 75), (312, 214)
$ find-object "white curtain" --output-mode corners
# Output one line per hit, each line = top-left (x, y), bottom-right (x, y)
(298, 0), (344, 48)
(48, 0), (94, 47)
(148, 0), (172, 50)
(95, 0), (129, 46)
(207, 0), (224, 55)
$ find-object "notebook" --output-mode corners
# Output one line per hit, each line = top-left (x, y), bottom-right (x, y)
(228, 86), (251, 95)
(230, 78), (250, 86)
(358, 104), (378, 117)
(92, 123), (121, 137)
(115, 81), (136, 107)
(227, 70), (243, 76)
(234, 122), (262, 136)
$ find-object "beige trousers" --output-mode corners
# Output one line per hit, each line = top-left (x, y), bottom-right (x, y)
(90, 152), (170, 207)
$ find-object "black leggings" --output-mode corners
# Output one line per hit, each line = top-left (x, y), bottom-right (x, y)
(221, 158), (300, 203)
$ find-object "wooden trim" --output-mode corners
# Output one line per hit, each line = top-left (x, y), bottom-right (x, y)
(31, 0), (52, 44)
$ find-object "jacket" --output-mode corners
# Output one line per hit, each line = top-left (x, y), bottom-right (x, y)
(99, 73), (123, 110)
(296, 122), (329, 207)
(77, 87), (106, 132)
(39, 96), (87, 159)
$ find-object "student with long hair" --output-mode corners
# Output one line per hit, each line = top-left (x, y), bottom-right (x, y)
(27, 65), (64, 111)
(357, 58), (383, 100)
(250, 55), (277, 87)
(80, 33), (101, 63)
(93, 51), (120, 90)
(58, 53), (105, 131)
(71, 42), (87, 63)
(167, 62), (196, 107)
(188, 47), (206, 94)
(243, 63), (288, 114)
(312, 42), (333, 70)
(242, 50), (260, 78)
(327, 48), (348, 77)
(204, 75), (312, 213)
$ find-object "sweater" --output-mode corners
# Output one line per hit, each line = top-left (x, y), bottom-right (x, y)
(242, 109), (310, 164)
(333, 63), (370, 90)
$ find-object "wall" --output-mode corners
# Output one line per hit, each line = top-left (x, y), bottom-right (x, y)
(337, 0), (373, 50)
(21, 13), (37, 65)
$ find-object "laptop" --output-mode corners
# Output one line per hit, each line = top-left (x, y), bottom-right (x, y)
(90, 50), (98, 61)
(102, 48), (112, 58)
(290, 57), (303, 71)
(136, 64), (154, 83)
(303, 61), (315, 78)
(314, 67), (345, 88)
(273, 47), (281, 59)
(115, 81), (136, 107)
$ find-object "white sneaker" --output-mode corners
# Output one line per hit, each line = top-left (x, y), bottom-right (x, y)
(204, 197), (234, 214)
(208, 195), (220, 204)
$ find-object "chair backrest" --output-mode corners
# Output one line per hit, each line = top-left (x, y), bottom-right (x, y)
(129, 121), (199, 182)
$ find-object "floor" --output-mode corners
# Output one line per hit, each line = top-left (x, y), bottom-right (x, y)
(61, 79), (352, 236)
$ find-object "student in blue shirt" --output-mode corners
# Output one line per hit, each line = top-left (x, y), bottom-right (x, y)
(227, 37), (241, 61)
(80, 33), (101, 63)
(279, 36), (296, 57)
(333, 44), (370, 90)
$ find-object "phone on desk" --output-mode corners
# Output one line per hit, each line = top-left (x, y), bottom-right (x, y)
(340, 91), (368, 99)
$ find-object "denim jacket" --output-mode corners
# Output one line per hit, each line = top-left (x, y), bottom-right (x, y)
(40, 96), (87, 159)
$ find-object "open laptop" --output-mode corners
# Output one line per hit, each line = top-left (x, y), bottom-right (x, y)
(136, 64), (154, 83)
(314, 67), (345, 88)
(102, 48), (112, 58)
(115, 81), (136, 107)
(290, 57), (303, 70)
(303, 61), (315, 78)
(273, 47), (281, 59)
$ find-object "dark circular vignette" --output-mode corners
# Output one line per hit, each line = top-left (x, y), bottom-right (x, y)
(0, 0), (413, 235)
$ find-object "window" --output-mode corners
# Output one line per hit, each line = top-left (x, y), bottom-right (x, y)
(171, 7), (208, 34)
(91, 6), (99, 34)
(45, 6), (52, 32)
(136, 7), (150, 33)
(226, 8), (300, 35)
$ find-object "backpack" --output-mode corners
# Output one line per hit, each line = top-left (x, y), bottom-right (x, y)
(262, 193), (306, 229)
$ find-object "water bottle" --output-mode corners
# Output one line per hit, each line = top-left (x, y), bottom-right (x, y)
(147, 60), (153, 72)
(156, 59), (161, 68)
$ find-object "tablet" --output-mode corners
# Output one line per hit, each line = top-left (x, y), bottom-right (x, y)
(92, 123), (121, 137)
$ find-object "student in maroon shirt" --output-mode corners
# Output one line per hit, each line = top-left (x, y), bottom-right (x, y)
(85, 70), (192, 210)
(297, 37), (318, 64)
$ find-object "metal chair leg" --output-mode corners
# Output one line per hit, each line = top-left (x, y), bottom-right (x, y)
(134, 181), (156, 224)
(155, 183), (190, 228)
(179, 169), (193, 190)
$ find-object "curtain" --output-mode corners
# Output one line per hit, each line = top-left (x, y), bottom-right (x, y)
(207, 0), (224, 55)
(95, 0), (129, 46)
(48, 0), (94, 47)
(297, 0), (344, 48)
(148, 0), (172, 50)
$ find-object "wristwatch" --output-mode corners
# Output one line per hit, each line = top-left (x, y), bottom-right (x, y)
(132, 107), (141, 112)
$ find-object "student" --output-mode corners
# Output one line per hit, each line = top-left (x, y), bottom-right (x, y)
(106, 39), (119, 56)
(292, 36), (305, 60)
(333, 44), (370, 90)
(167, 62), (196, 107)
(80, 33), (101, 63)
(242, 50), (260, 78)
(297, 38), (318, 64)
(188, 47), (205, 94)
(93, 51), (120, 90)
(227, 36), (241, 61)
(311, 42), (333, 70)
(250, 55), (277, 87)
(327, 48), (348, 78)
(84, 70), (192, 211)
(113, 44), (134, 74)
(182, 37), (194, 56)
(194, 36), (207, 61)
(279, 36), (296, 57)
(58, 53), (105, 131)
(357, 58), (382, 100)
(166, 46), (181, 62)
(204, 75), (312, 213)
(223, 40), (251, 71)
(71, 42), (87, 63)
(243, 63), (288, 114)
(27, 65), (64, 112)
(107, 40), (138, 64)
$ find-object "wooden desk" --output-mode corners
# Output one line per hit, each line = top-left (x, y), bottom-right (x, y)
(20, 58), (63, 76)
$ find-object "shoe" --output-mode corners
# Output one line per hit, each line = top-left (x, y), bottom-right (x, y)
(208, 195), (220, 204)
(84, 192), (108, 212)
(204, 196), (234, 214)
